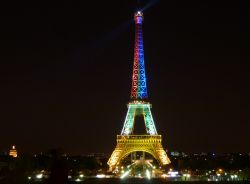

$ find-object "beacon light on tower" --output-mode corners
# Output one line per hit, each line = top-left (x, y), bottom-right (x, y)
(134, 11), (143, 24)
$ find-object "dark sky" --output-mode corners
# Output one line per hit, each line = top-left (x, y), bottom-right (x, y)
(0, 0), (249, 155)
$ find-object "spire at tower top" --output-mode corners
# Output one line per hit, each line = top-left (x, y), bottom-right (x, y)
(130, 11), (148, 100)
(134, 11), (143, 24)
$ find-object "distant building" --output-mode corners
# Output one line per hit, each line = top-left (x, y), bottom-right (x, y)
(86, 153), (109, 159)
(170, 151), (188, 157)
(170, 151), (180, 157)
(9, 145), (17, 158)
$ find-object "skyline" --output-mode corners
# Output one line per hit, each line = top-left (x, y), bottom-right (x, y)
(0, 1), (249, 154)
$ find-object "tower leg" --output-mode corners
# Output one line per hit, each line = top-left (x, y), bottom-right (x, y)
(121, 106), (136, 135)
(143, 106), (158, 135)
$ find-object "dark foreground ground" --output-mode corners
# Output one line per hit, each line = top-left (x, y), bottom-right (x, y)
(76, 179), (247, 184)
(0, 178), (249, 184)
(73, 180), (248, 184)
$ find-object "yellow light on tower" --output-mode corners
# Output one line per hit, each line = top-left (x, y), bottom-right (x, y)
(9, 145), (17, 158)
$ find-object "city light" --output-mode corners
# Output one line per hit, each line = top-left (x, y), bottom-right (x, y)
(146, 169), (151, 179)
(36, 173), (43, 179)
(161, 174), (168, 178)
(120, 170), (131, 179)
(183, 173), (191, 178)
(231, 174), (238, 179)
(96, 174), (105, 178)
(167, 170), (179, 177)
(75, 178), (81, 182)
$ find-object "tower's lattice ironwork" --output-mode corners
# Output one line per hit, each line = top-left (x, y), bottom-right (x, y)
(131, 11), (147, 100)
(108, 11), (171, 171)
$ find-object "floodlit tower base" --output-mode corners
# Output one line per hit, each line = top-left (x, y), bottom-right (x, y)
(108, 134), (170, 171)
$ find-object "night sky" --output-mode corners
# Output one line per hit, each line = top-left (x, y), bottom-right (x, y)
(0, 1), (249, 155)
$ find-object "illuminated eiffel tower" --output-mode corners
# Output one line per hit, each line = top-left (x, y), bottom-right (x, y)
(108, 11), (171, 171)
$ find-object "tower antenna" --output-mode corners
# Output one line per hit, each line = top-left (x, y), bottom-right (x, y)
(137, 0), (142, 11)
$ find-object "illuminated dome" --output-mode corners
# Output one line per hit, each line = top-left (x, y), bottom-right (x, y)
(9, 145), (17, 158)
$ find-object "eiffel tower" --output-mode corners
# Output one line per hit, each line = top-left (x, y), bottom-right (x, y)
(108, 11), (171, 171)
